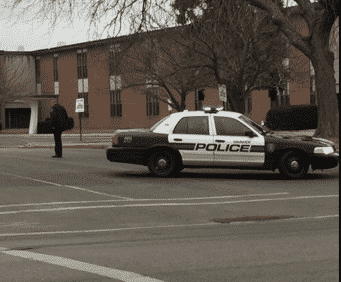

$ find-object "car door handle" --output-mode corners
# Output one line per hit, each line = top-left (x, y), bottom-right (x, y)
(174, 138), (182, 141)
(215, 140), (225, 143)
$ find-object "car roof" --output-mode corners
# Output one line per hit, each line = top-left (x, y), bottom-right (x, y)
(170, 110), (242, 118)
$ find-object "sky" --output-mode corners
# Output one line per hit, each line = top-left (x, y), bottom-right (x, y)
(0, 3), (105, 51)
(0, 0), (300, 52)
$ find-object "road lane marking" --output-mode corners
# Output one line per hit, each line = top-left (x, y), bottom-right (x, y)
(0, 194), (338, 215)
(0, 192), (289, 208)
(0, 172), (133, 200)
(0, 249), (164, 282)
(0, 215), (338, 237)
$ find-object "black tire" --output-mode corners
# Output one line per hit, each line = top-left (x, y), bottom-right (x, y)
(148, 150), (176, 177)
(278, 151), (309, 179)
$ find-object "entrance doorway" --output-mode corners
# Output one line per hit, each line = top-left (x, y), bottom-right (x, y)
(5, 108), (31, 129)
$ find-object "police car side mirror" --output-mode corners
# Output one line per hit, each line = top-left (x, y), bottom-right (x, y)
(245, 131), (255, 138)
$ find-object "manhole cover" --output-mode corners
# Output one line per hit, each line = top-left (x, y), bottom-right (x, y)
(211, 215), (295, 223)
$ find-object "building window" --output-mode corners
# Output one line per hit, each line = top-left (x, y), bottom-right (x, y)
(310, 61), (317, 105)
(281, 82), (290, 106)
(77, 49), (88, 79)
(270, 84), (290, 108)
(145, 39), (158, 72)
(223, 101), (231, 111)
(146, 85), (160, 117)
(310, 76), (317, 105)
(53, 54), (59, 95)
(35, 56), (41, 95)
(110, 90), (122, 117)
(77, 49), (89, 117)
(109, 75), (122, 118)
(78, 93), (89, 118)
(109, 44), (121, 76)
(53, 54), (58, 82)
(110, 75), (122, 117)
(35, 56), (41, 83)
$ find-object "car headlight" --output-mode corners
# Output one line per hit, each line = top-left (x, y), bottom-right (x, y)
(314, 146), (334, 155)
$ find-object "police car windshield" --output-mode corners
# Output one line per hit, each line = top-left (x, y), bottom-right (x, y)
(150, 116), (171, 132)
(239, 115), (269, 135)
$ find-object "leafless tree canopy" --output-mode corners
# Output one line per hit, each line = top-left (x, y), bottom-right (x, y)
(9, 0), (340, 137)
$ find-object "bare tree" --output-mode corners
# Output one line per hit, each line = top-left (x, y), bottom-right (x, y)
(242, 0), (339, 138)
(10, 0), (339, 137)
(121, 29), (215, 112)
(171, 0), (289, 113)
(0, 55), (28, 106)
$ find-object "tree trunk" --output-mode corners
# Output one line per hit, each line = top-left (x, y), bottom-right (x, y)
(311, 43), (339, 138)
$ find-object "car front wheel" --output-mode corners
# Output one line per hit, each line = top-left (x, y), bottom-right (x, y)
(148, 150), (176, 177)
(278, 151), (309, 179)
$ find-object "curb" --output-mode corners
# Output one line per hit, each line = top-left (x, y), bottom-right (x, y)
(21, 143), (111, 150)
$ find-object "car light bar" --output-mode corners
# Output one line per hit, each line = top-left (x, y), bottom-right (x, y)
(203, 106), (224, 113)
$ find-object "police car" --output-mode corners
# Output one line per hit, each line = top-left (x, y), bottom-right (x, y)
(106, 106), (339, 179)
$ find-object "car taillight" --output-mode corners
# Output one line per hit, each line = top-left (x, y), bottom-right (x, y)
(112, 134), (119, 146)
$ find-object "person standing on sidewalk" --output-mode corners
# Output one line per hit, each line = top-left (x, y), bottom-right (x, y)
(50, 101), (69, 158)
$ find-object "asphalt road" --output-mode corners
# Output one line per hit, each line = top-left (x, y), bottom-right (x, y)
(0, 148), (339, 282)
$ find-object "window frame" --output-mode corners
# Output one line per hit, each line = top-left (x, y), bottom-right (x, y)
(35, 56), (41, 84)
(53, 54), (58, 82)
(109, 44), (121, 76)
(110, 90), (122, 118)
(146, 85), (160, 117)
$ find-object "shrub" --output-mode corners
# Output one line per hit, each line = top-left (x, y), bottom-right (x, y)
(265, 105), (318, 130)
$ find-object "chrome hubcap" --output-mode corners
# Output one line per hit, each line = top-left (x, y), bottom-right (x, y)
(290, 160), (299, 170)
(157, 159), (167, 168)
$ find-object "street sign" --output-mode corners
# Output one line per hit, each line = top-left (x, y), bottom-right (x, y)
(218, 84), (227, 102)
(75, 98), (84, 113)
(167, 99), (172, 112)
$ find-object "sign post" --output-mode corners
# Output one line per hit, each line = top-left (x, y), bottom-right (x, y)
(75, 98), (84, 142)
(167, 99), (172, 114)
(218, 84), (227, 110)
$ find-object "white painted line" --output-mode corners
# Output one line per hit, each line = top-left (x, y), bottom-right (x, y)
(0, 215), (338, 237)
(0, 172), (132, 200)
(0, 192), (290, 208)
(0, 194), (338, 215)
(0, 249), (164, 282)
(0, 223), (217, 237)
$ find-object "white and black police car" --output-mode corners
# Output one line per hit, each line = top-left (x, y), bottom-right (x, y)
(106, 106), (339, 179)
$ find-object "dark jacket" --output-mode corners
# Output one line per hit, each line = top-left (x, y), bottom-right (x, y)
(51, 104), (69, 132)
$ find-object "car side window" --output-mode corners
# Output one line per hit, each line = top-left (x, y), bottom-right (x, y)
(214, 116), (250, 136)
(188, 116), (209, 135)
(173, 117), (188, 134)
(173, 116), (209, 135)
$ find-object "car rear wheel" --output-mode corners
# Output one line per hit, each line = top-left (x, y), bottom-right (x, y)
(148, 150), (176, 177)
(278, 151), (309, 179)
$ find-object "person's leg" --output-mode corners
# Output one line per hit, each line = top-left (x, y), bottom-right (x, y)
(53, 130), (63, 157)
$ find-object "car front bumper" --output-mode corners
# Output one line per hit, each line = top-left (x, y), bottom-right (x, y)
(310, 152), (339, 170)
(106, 146), (147, 165)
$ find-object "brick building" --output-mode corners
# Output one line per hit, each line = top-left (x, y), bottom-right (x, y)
(0, 17), (339, 134)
